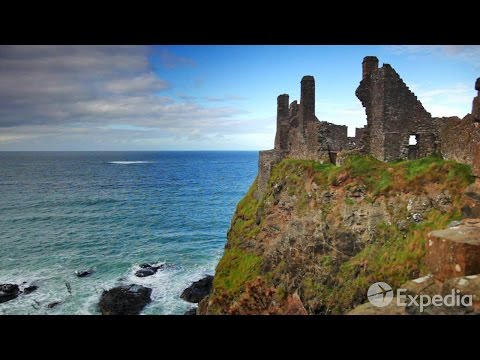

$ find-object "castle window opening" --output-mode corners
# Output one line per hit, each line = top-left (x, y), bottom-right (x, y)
(409, 135), (418, 145)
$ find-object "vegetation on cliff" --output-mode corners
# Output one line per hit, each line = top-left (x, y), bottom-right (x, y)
(200, 155), (474, 314)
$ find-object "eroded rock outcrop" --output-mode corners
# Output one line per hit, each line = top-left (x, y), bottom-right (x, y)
(200, 155), (474, 314)
(204, 57), (480, 315)
(0, 284), (20, 304)
(181, 275), (213, 303)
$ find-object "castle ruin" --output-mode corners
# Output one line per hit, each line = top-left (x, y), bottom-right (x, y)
(257, 56), (480, 197)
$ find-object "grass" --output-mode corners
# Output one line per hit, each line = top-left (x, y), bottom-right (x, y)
(324, 208), (458, 313)
(228, 179), (262, 247)
(402, 155), (444, 180)
(345, 197), (355, 205)
(206, 153), (475, 314)
(213, 248), (263, 295)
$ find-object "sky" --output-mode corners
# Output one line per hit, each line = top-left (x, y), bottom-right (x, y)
(0, 45), (479, 151)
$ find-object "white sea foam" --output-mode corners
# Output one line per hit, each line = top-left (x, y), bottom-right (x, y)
(108, 161), (154, 165)
(115, 261), (216, 315)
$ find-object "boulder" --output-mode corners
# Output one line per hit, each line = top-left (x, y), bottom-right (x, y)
(442, 274), (480, 312)
(23, 285), (38, 294)
(76, 269), (94, 278)
(184, 308), (197, 315)
(180, 275), (214, 303)
(0, 284), (20, 304)
(135, 263), (165, 277)
(460, 187), (480, 219)
(426, 219), (480, 281)
(347, 298), (406, 315)
(47, 301), (61, 309)
(135, 268), (156, 277)
(99, 284), (152, 315)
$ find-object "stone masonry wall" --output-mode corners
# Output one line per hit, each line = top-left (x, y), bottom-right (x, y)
(355, 127), (365, 142)
(257, 60), (480, 198)
(437, 115), (480, 165)
(473, 78), (480, 122)
(356, 57), (437, 162)
(323, 122), (348, 151)
(257, 149), (284, 199)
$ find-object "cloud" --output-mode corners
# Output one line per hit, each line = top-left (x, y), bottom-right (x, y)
(104, 73), (169, 94)
(385, 45), (480, 67)
(413, 82), (473, 117)
(158, 48), (196, 69)
(177, 93), (248, 103)
(0, 46), (270, 150)
(315, 100), (367, 136)
(205, 95), (248, 102)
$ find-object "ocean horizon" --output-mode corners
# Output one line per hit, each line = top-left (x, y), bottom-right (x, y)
(0, 151), (258, 314)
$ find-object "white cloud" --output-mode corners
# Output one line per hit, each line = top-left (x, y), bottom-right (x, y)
(413, 82), (473, 117)
(104, 73), (169, 94)
(158, 48), (196, 69)
(385, 45), (480, 67)
(0, 45), (270, 149)
(316, 101), (367, 136)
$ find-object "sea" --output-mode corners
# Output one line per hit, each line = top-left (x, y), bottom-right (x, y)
(0, 151), (258, 315)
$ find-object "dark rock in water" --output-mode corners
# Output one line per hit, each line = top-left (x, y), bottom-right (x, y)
(135, 263), (165, 277)
(140, 263), (165, 271)
(47, 301), (61, 309)
(24, 285), (38, 294)
(184, 308), (197, 315)
(0, 284), (20, 304)
(180, 275), (214, 303)
(135, 268), (156, 277)
(76, 269), (94, 278)
(99, 284), (152, 315)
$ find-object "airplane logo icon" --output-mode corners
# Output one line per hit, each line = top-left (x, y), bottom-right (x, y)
(367, 282), (393, 307)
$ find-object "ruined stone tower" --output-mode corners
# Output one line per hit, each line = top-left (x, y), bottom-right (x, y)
(256, 56), (480, 199)
(274, 94), (290, 151)
(473, 77), (480, 122)
(356, 56), (437, 162)
(362, 56), (378, 80)
(257, 75), (354, 197)
(300, 75), (315, 126)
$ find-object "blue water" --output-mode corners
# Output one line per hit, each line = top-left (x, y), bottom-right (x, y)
(0, 151), (258, 314)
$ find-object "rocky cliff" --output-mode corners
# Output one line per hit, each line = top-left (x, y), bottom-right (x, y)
(198, 155), (474, 314)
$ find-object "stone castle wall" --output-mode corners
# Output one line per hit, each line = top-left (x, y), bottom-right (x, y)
(256, 56), (480, 198)
(436, 115), (480, 165)
(257, 149), (284, 198)
(356, 57), (438, 162)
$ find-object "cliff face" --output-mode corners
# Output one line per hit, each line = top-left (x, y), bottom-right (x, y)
(199, 155), (474, 314)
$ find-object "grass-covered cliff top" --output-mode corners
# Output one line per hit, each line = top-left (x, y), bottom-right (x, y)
(271, 154), (473, 197)
(202, 155), (474, 314)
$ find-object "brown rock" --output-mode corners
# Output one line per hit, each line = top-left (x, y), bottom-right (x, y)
(460, 186), (480, 218)
(401, 274), (441, 298)
(426, 219), (480, 281)
(442, 274), (480, 312)
(347, 298), (406, 315)
(282, 293), (308, 315)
